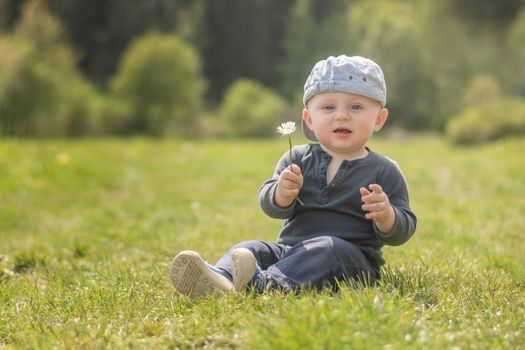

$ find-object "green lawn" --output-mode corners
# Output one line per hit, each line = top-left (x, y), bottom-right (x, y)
(1, 136), (524, 349)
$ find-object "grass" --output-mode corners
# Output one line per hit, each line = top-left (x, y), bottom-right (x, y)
(0, 135), (524, 349)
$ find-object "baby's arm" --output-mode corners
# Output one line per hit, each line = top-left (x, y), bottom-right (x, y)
(259, 145), (308, 219)
(360, 184), (396, 234)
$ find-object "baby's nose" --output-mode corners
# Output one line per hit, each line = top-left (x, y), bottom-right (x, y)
(334, 108), (351, 120)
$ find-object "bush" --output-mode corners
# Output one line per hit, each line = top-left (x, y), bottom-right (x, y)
(462, 74), (502, 109)
(219, 79), (288, 137)
(346, 0), (438, 129)
(507, 8), (525, 95)
(446, 97), (525, 145)
(111, 32), (205, 136)
(0, 0), (95, 137)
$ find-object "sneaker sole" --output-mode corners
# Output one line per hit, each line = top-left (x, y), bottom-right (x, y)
(170, 250), (234, 298)
(231, 248), (257, 292)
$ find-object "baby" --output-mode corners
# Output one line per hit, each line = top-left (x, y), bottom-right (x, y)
(170, 55), (417, 297)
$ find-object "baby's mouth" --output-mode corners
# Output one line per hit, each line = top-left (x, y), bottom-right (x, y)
(334, 128), (352, 134)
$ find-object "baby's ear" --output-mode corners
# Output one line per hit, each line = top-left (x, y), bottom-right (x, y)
(302, 108), (313, 129)
(374, 108), (389, 132)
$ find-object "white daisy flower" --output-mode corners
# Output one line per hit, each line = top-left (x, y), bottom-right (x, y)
(276, 121), (297, 136)
(275, 121), (304, 205)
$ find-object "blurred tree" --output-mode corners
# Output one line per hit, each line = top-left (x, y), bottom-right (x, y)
(446, 0), (523, 27)
(0, 0), (186, 87)
(111, 32), (205, 136)
(278, 0), (316, 101)
(420, 0), (516, 128)
(279, 0), (351, 101)
(47, 0), (184, 87)
(0, 0), (22, 28)
(462, 74), (502, 108)
(447, 97), (525, 144)
(1, 0), (524, 133)
(507, 8), (525, 97)
(346, 0), (439, 129)
(0, 0), (93, 136)
(311, 0), (351, 19)
(199, 0), (294, 101)
(0, 0), (295, 97)
(176, 0), (207, 48)
(219, 79), (287, 137)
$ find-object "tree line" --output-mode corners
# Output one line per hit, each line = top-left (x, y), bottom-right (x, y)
(1, 0), (524, 140)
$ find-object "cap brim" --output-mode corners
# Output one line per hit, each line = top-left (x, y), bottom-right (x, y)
(302, 119), (318, 142)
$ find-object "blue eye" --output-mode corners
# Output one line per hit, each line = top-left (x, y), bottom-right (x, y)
(351, 104), (363, 111)
(322, 105), (335, 111)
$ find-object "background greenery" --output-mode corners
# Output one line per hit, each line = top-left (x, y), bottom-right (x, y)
(1, 2), (524, 348)
(1, 0), (525, 141)
(0, 137), (524, 348)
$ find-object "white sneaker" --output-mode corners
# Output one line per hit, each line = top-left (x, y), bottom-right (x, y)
(170, 250), (234, 298)
(231, 248), (257, 292)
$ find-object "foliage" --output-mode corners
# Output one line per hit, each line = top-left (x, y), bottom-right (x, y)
(0, 0), (95, 136)
(346, 0), (434, 129)
(508, 8), (525, 62)
(447, 0), (523, 26)
(111, 32), (205, 136)
(281, 0), (525, 131)
(446, 97), (525, 144)
(462, 74), (503, 108)
(0, 137), (524, 348)
(278, 0), (349, 100)
(196, 0), (295, 101)
(278, 0), (317, 100)
(0, 0), (185, 85)
(219, 79), (288, 137)
(507, 8), (525, 95)
(1, 0), (525, 134)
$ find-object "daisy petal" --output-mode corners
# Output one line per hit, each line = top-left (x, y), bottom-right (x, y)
(276, 121), (297, 136)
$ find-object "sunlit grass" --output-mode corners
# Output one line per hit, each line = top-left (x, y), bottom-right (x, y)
(1, 136), (524, 349)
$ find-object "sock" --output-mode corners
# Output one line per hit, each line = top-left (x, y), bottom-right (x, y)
(206, 262), (233, 281)
(251, 264), (268, 293)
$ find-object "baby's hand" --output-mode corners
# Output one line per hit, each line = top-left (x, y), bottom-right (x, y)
(360, 184), (395, 233)
(275, 164), (303, 208)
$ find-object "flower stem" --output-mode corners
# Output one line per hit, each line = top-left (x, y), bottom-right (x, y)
(288, 134), (292, 165)
(288, 134), (304, 205)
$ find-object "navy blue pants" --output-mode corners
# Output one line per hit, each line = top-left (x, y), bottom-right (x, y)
(215, 236), (379, 291)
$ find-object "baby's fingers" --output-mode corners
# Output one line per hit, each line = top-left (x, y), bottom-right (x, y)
(363, 184), (390, 203)
(281, 170), (299, 183)
(360, 187), (371, 197)
(362, 200), (389, 213)
(289, 164), (303, 177)
(368, 184), (383, 195)
(282, 167), (303, 188)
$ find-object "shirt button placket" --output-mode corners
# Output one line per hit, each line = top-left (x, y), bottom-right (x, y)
(318, 189), (328, 204)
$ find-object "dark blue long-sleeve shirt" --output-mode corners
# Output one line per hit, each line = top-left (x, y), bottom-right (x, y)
(259, 144), (417, 267)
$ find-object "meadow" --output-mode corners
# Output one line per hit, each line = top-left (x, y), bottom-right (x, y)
(0, 135), (524, 349)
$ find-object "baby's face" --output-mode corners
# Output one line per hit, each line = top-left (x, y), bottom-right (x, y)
(303, 92), (388, 159)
